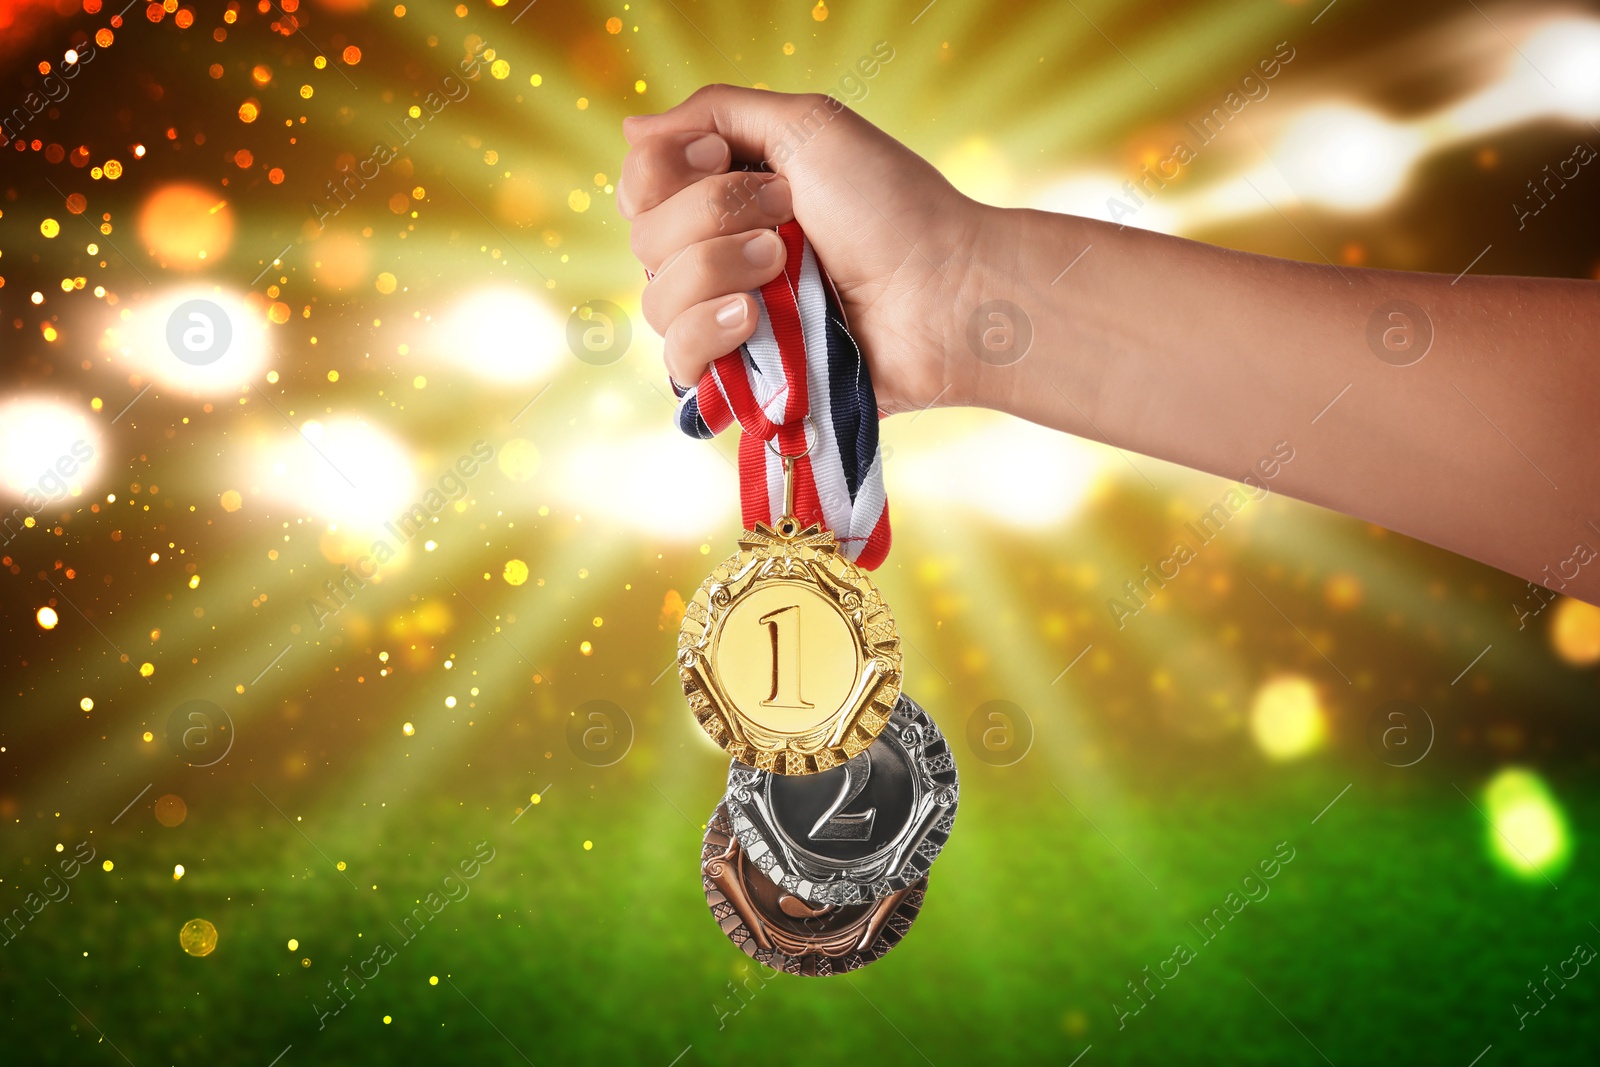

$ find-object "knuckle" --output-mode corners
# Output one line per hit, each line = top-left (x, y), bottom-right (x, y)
(614, 166), (638, 220)
(627, 225), (652, 268)
(701, 184), (736, 235)
(662, 323), (700, 378)
(681, 240), (712, 281)
(639, 282), (668, 335)
(625, 148), (668, 212)
(790, 91), (835, 119)
(692, 83), (736, 104)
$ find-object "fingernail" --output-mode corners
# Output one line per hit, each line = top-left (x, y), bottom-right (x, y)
(685, 134), (725, 171)
(715, 297), (747, 327)
(744, 231), (782, 267)
(756, 177), (791, 216)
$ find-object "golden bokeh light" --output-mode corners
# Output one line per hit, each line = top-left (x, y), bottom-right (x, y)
(138, 184), (234, 270)
(311, 232), (372, 290)
(154, 794), (188, 827)
(497, 439), (541, 481)
(179, 918), (218, 957)
(1550, 597), (1600, 665)
(1249, 676), (1325, 760)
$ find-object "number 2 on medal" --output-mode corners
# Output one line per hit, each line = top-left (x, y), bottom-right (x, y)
(759, 604), (814, 709)
(809, 751), (877, 841)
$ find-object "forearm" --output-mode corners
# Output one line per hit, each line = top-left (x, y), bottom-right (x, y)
(972, 206), (1600, 605)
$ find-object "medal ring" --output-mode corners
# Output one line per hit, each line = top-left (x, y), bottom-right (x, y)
(763, 414), (818, 463)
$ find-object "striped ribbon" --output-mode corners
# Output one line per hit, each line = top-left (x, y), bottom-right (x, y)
(670, 220), (891, 569)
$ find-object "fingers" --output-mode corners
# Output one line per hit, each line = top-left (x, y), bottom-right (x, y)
(629, 171), (792, 272)
(617, 129), (730, 219)
(624, 85), (832, 386)
(663, 293), (759, 388)
(642, 229), (786, 337)
(624, 84), (840, 167)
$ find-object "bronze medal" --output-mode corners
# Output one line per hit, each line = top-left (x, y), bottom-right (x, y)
(700, 801), (927, 977)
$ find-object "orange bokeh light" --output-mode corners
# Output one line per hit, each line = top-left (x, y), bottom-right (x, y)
(138, 183), (234, 270)
(309, 232), (370, 290)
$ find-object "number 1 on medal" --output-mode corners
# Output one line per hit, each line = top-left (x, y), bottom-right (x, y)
(759, 604), (814, 709)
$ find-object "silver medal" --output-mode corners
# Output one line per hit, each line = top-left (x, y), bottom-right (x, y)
(724, 692), (958, 906)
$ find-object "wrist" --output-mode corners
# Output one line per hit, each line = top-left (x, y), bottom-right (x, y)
(956, 204), (1077, 417)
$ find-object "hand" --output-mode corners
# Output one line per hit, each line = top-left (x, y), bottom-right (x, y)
(619, 84), (998, 415)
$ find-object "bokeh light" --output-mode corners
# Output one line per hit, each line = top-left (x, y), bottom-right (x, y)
(178, 918), (218, 958)
(0, 396), (101, 502)
(137, 184), (235, 270)
(1249, 675), (1325, 760)
(154, 794), (188, 827)
(1484, 768), (1572, 879)
(1520, 17), (1600, 117)
(430, 288), (566, 384)
(891, 417), (1103, 528)
(252, 417), (418, 532)
(117, 285), (270, 394)
(1272, 105), (1422, 211)
(1550, 597), (1600, 665)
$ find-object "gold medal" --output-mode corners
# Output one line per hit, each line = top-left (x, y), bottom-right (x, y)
(678, 436), (902, 775)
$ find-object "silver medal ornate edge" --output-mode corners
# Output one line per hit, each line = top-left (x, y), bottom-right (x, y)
(724, 692), (959, 906)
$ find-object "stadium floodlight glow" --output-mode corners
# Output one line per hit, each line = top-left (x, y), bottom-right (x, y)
(434, 288), (565, 384)
(0, 397), (101, 504)
(1035, 173), (1182, 234)
(1272, 104), (1422, 211)
(547, 425), (736, 538)
(1030, 16), (1600, 234)
(1520, 17), (1600, 118)
(253, 417), (420, 532)
(116, 285), (269, 395)
(891, 416), (1103, 529)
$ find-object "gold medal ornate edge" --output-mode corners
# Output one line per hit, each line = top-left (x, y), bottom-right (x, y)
(677, 517), (903, 775)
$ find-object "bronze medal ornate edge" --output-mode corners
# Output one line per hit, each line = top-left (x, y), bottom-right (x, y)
(700, 802), (927, 977)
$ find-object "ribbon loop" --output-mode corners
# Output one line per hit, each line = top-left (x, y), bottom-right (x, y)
(673, 221), (891, 569)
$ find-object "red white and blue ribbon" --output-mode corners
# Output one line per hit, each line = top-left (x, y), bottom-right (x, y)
(670, 220), (891, 570)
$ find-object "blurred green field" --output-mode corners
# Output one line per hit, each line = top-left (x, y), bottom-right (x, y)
(5, 660), (1599, 1066)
